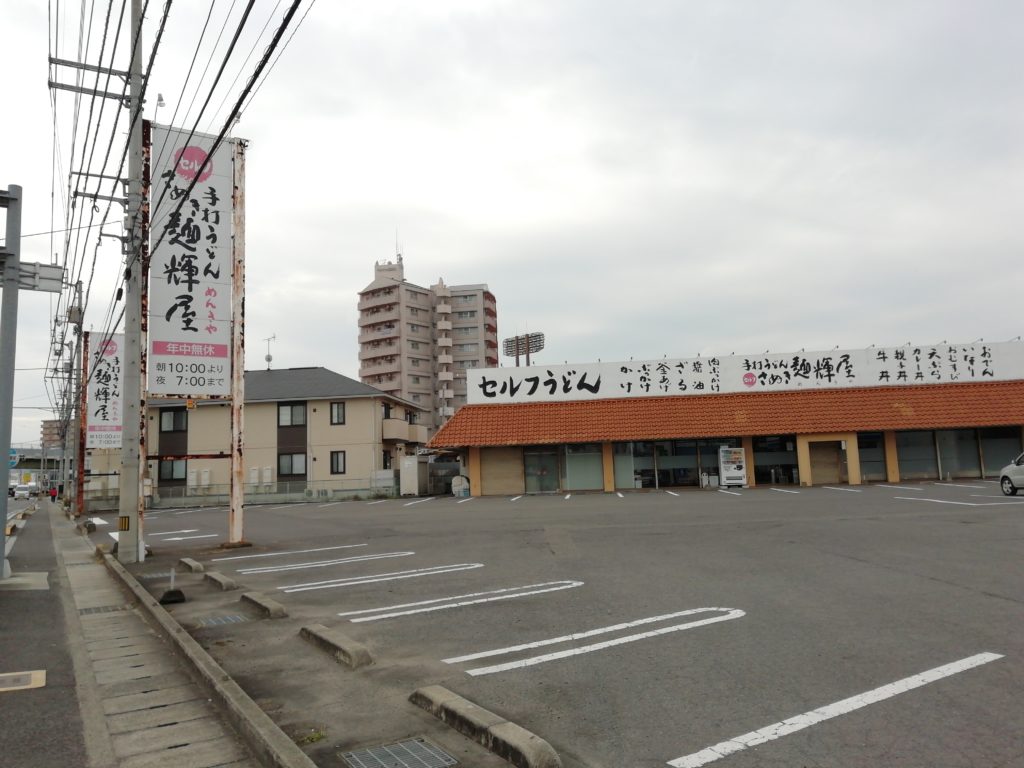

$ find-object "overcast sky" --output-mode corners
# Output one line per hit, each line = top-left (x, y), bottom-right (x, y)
(3, 0), (1023, 444)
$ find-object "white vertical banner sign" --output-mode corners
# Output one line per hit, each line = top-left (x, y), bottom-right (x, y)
(148, 125), (236, 397)
(86, 333), (124, 448)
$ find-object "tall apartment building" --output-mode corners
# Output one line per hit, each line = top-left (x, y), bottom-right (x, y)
(357, 256), (498, 430)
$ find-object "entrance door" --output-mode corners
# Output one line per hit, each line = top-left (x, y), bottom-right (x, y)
(809, 441), (845, 484)
(524, 450), (559, 493)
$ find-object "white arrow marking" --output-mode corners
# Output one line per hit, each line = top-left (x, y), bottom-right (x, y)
(281, 563), (484, 593)
(667, 652), (1003, 768)
(339, 580), (584, 622)
(445, 607), (745, 676)
(238, 551), (413, 575)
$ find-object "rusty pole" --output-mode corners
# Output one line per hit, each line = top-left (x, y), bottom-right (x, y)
(76, 331), (89, 517)
(137, 118), (151, 553)
(227, 138), (247, 544)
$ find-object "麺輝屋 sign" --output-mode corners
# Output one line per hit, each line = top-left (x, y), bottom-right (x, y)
(86, 333), (124, 448)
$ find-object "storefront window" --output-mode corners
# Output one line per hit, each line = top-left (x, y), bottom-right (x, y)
(632, 442), (657, 488)
(979, 427), (1022, 477)
(613, 443), (638, 489)
(896, 431), (938, 479)
(936, 429), (981, 478)
(524, 447), (559, 493)
(857, 432), (886, 482)
(562, 444), (603, 491)
(753, 435), (798, 485)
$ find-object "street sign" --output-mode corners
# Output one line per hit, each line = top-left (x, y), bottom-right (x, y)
(8, 448), (19, 469)
(0, 261), (64, 293)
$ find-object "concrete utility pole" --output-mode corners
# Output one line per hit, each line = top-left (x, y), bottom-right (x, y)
(117, 0), (147, 563)
(0, 185), (23, 579)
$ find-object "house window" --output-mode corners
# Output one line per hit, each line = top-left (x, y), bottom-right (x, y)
(411, 376), (421, 384)
(330, 451), (346, 474)
(410, 357), (420, 367)
(410, 341), (420, 350)
(455, 310), (477, 319)
(278, 453), (306, 476)
(382, 402), (392, 419)
(160, 409), (187, 432)
(278, 402), (306, 426)
(330, 402), (346, 425)
(158, 459), (186, 480)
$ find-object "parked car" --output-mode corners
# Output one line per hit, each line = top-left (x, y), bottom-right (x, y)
(1000, 452), (1024, 496)
(13, 484), (30, 500)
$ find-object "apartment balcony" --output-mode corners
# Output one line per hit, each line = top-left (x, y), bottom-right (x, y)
(358, 325), (399, 344)
(436, 337), (453, 348)
(382, 418), (414, 442)
(438, 388), (455, 400)
(436, 353), (453, 365)
(437, 370), (454, 382)
(434, 284), (451, 298)
(359, 360), (400, 379)
(435, 319), (452, 332)
(357, 306), (400, 326)
(359, 343), (399, 361)
(435, 302), (452, 315)
(357, 292), (397, 312)
(439, 406), (456, 418)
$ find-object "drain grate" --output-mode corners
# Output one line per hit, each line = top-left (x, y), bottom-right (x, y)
(79, 604), (131, 615)
(194, 614), (249, 628)
(341, 738), (457, 768)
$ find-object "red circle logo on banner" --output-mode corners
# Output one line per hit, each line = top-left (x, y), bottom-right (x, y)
(173, 145), (212, 182)
(742, 372), (756, 387)
(98, 339), (119, 356)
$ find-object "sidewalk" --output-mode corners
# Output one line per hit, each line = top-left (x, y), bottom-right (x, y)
(0, 501), (258, 768)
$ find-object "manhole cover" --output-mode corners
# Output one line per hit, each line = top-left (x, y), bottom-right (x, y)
(341, 737), (457, 768)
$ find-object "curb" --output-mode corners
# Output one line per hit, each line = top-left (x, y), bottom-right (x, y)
(179, 557), (205, 573)
(410, 685), (562, 768)
(102, 553), (317, 768)
(204, 571), (238, 591)
(299, 623), (373, 669)
(240, 591), (288, 618)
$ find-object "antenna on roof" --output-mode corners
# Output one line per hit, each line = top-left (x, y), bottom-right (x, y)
(264, 334), (276, 370)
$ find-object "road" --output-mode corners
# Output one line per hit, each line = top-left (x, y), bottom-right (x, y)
(89, 481), (1024, 767)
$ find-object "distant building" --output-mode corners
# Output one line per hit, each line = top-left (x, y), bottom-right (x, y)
(40, 419), (64, 449)
(84, 367), (428, 504)
(357, 255), (498, 430)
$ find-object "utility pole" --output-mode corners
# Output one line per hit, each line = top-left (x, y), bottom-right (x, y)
(0, 185), (22, 579)
(117, 0), (146, 563)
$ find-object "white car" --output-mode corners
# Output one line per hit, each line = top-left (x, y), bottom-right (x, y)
(13, 484), (30, 500)
(1000, 452), (1024, 496)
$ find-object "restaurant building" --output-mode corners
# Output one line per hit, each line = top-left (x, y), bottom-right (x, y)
(428, 341), (1024, 496)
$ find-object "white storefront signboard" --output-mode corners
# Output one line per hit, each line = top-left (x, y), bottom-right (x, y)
(148, 124), (236, 397)
(86, 333), (124, 448)
(467, 341), (1024, 405)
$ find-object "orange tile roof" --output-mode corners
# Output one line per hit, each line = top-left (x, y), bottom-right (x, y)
(428, 381), (1024, 447)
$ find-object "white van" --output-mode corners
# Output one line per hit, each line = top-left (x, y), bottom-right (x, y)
(1000, 452), (1024, 496)
(13, 484), (30, 500)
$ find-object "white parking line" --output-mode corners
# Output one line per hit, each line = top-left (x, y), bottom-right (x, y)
(445, 607), (745, 676)
(616, 492), (624, 498)
(822, 486), (861, 493)
(212, 544), (366, 562)
(456, 497), (475, 504)
(667, 652), (1003, 768)
(280, 563), (485, 593)
(267, 505), (291, 511)
(565, 494), (571, 500)
(876, 485), (922, 491)
(403, 497), (435, 507)
(338, 580), (584, 622)
(318, 502), (342, 508)
(238, 551), (413, 575)
(770, 488), (800, 494)
(718, 489), (741, 496)
(366, 500), (386, 505)
(149, 529), (198, 536)
(932, 482), (986, 489)
(894, 496), (977, 506)
(510, 496), (522, 502)
(666, 491), (680, 497)
(163, 534), (219, 541)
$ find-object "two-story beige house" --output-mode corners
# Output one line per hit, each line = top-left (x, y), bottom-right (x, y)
(85, 367), (428, 504)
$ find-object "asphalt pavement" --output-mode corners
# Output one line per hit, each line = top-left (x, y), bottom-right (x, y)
(75, 481), (1024, 768)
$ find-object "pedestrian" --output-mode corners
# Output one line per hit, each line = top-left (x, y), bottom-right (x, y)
(49, 486), (58, 502)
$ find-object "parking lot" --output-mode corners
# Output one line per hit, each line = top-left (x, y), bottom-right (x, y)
(92, 482), (1024, 767)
